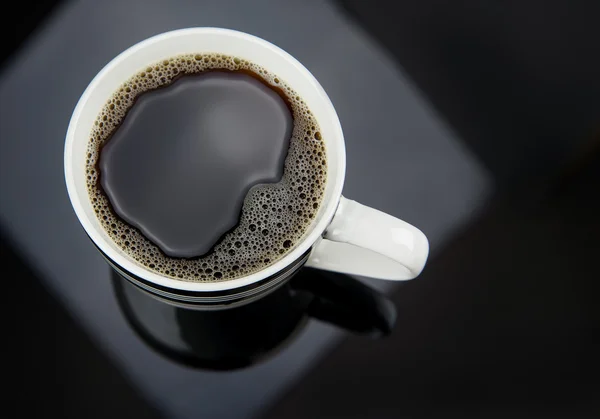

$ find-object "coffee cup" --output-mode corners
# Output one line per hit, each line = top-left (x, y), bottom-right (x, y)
(65, 28), (429, 307)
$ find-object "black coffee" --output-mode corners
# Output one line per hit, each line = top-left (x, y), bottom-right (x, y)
(86, 54), (327, 282)
(99, 72), (293, 258)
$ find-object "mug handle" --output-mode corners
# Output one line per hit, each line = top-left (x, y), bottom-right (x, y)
(306, 196), (429, 280)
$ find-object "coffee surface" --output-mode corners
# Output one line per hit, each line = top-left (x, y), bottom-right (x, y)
(86, 54), (327, 282)
(99, 72), (293, 258)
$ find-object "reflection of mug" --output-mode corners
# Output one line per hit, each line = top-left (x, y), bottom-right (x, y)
(113, 267), (397, 369)
(64, 28), (429, 306)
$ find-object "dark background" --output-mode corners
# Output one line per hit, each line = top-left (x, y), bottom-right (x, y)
(2, 1), (599, 417)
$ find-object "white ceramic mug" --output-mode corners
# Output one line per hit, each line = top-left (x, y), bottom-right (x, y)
(64, 28), (429, 302)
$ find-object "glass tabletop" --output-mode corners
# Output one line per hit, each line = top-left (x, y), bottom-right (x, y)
(0, 0), (490, 417)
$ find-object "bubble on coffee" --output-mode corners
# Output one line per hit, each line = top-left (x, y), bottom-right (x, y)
(86, 54), (326, 282)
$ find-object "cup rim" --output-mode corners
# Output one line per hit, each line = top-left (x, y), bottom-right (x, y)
(64, 28), (345, 292)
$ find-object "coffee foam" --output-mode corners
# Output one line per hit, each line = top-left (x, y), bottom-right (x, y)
(86, 54), (327, 282)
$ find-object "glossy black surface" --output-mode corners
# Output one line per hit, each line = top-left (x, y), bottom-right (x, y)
(2, 0), (599, 418)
